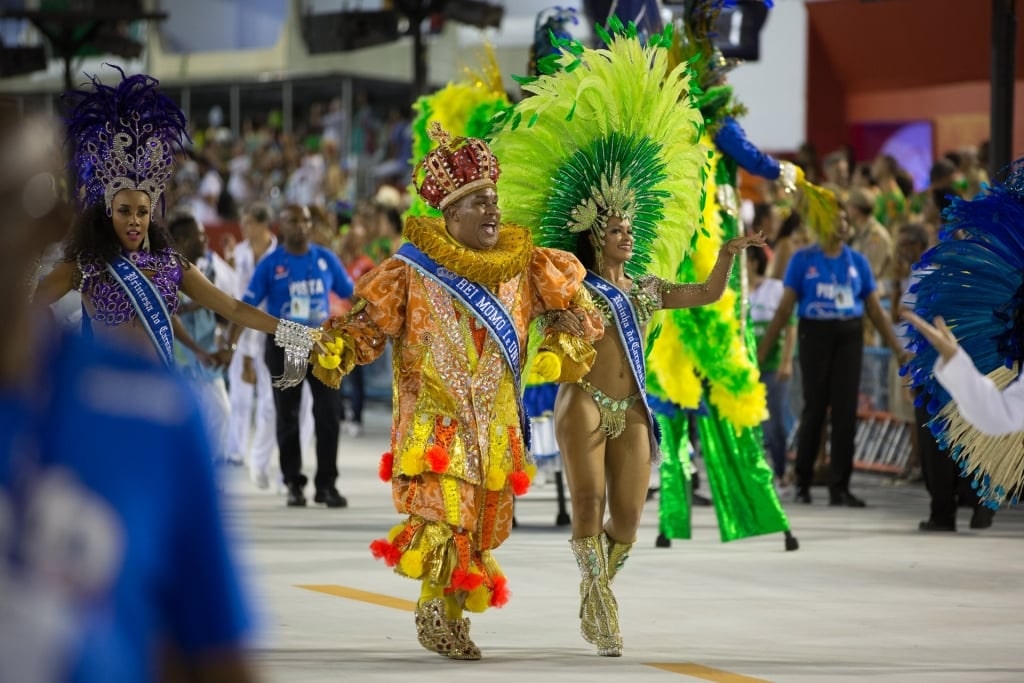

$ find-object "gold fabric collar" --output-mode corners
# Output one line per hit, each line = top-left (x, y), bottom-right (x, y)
(403, 215), (532, 287)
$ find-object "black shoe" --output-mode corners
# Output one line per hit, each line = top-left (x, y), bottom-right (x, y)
(693, 493), (712, 507)
(919, 519), (956, 532)
(794, 488), (812, 504)
(829, 491), (866, 508)
(314, 487), (348, 508)
(970, 507), (995, 529)
(286, 484), (307, 507)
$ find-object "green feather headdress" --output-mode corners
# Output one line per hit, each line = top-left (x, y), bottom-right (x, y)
(489, 19), (707, 280)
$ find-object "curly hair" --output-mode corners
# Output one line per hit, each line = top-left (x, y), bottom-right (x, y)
(62, 203), (184, 267)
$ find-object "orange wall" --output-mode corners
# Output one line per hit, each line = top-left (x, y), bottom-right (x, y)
(847, 81), (1024, 158)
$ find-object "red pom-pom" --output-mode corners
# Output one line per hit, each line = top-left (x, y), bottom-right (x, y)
(369, 539), (402, 567)
(378, 452), (394, 482)
(509, 470), (530, 496)
(425, 445), (450, 473)
(449, 568), (485, 593)
(489, 575), (510, 608)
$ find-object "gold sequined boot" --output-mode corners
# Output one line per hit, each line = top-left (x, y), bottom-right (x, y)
(414, 598), (459, 658)
(447, 616), (482, 660)
(604, 532), (633, 584)
(569, 535), (623, 657)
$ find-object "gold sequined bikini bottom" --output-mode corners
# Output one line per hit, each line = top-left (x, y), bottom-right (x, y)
(576, 378), (641, 440)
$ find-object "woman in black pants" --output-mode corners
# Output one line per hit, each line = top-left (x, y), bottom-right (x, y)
(758, 210), (909, 506)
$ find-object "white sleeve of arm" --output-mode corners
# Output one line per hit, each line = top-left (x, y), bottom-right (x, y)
(933, 348), (1024, 436)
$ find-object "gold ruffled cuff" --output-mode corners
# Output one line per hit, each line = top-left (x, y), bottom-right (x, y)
(311, 330), (357, 389)
(540, 331), (597, 383)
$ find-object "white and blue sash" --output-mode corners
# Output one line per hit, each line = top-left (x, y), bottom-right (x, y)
(105, 256), (175, 368)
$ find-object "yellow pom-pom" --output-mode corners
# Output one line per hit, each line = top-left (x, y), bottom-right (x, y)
(400, 448), (426, 476)
(399, 549), (424, 578)
(464, 584), (490, 613)
(525, 463), (537, 483)
(387, 522), (406, 543)
(485, 467), (506, 491)
(318, 353), (341, 370)
(528, 351), (562, 383)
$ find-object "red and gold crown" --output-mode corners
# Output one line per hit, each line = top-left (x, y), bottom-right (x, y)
(415, 122), (500, 210)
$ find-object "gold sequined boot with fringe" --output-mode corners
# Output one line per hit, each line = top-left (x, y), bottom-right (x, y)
(569, 535), (623, 656)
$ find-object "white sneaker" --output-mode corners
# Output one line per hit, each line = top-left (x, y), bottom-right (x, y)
(343, 421), (364, 438)
(249, 467), (270, 490)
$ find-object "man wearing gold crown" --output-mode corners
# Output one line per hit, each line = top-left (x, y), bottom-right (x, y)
(313, 123), (602, 660)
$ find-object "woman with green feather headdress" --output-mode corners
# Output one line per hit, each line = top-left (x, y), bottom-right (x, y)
(489, 16), (765, 658)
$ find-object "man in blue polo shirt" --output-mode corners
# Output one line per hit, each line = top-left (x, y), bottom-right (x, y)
(231, 203), (354, 508)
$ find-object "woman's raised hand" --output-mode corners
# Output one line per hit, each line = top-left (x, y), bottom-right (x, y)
(722, 231), (767, 255)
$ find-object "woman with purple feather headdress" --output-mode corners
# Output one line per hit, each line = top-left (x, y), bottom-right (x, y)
(34, 66), (325, 388)
(901, 159), (1024, 510)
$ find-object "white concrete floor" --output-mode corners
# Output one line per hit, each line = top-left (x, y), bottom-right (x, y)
(221, 405), (1024, 683)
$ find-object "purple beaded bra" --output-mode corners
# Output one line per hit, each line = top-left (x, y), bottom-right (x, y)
(78, 248), (183, 326)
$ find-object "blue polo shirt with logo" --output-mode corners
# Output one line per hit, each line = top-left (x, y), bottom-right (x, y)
(783, 243), (876, 320)
(243, 243), (353, 326)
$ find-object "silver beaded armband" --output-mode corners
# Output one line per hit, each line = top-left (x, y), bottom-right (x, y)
(272, 319), (320, 389)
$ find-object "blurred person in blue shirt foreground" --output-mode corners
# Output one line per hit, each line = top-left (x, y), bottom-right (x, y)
(0, 106), (258, 681)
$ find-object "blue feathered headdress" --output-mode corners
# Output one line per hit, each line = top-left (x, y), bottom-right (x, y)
(65, 65), (188, 215)
(902, 159), (1024, 507)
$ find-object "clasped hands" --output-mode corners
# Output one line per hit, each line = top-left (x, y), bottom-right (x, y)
(544, 308), (586, 336)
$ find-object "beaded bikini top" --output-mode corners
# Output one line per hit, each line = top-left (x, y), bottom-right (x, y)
(589, 275), (664, 329)
(76, 247), (183, 326)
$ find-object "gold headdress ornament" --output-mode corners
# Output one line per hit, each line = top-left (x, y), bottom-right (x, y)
(566, 164), (638, 235)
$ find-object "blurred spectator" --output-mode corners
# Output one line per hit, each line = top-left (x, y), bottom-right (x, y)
(919, 158), (960, 228)
(337, 221), (376, 438)
(169, 214), (235, 464)
(228, 138), (255, 208)
(871, 154), (907, 228)
(367, 203), (404, 263)
(767, 209), (807, 280)
(846, 187), (893, 306)
(234, 204), (353, 508)
(822, 149), (851, 195)
(1, 110), (257, 683)
(229, 202), (280, 490)
(748, 245), (797, 484)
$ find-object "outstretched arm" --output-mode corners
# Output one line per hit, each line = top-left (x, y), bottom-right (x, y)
(661, 232), (767, 309)
(180, 265), (278, 336)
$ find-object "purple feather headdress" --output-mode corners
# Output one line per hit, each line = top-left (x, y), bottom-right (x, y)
(65, 65), (188, 215)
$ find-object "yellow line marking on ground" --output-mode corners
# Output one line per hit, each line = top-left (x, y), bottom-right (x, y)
(298, 584), (416, 611)
(302, 587), (769, 681)
(646, 662), (772, 682)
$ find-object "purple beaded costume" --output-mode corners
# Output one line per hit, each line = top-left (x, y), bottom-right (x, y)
(77, 248), (183, 325)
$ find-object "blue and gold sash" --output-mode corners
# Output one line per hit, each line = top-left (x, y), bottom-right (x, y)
(105, 256), (175, 368)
